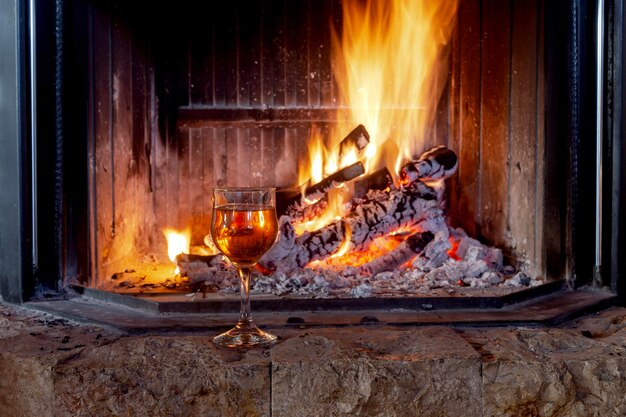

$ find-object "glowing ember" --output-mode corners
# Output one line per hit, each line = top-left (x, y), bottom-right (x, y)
(163, 228), (190, 274)
(321, 226), (417, 268)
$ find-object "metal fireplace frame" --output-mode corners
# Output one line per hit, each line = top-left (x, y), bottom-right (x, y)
(1, 0), (625, 319)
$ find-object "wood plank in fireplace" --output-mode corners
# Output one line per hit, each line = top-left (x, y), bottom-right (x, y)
(450, 0), (481, 239)
(176, 107), (346, 128)
(448, 0), (545, 275)
(510, 0), (543, 278)
(91, 5), (114, 288)
(480, 0), (511, 250)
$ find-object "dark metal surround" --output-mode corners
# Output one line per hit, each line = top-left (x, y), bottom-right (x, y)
(0, 0), (29, 303)
(608, 0), (626, 303)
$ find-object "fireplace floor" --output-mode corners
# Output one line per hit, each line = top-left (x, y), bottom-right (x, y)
(23, 287), (615, 332)
(73, 279), (566, 315)
(1, 300), (625, 416)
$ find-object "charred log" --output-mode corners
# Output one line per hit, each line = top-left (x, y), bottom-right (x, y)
(354, 167), (393, 198)
(257, 216), (303, 273)
(278, 162), (365, 217)
(358, 231), (434, 276)
(400, 145), (458, 184)
(346, 182), (438, 248)
(259, 182), (442, 273)
(304, 161), (365, 201)
(339, 124), (370, 159)
(285, 197), (329, 224)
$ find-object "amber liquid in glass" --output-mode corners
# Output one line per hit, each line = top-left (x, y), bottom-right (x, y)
(212, 204), (278, 266)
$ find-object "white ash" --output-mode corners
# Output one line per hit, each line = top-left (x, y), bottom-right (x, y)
(504, 271), (542, 287)
(164, 227), (535, 298)
(351, 283), (373, 298)
(246, 260), (525, 299)
(414, 231), (452, 271)
(240, 225), (534, 297)
(502, 265), (516, 274)
(455, 235), (503, 270)
(423, 259), (487, 285)
(482, 271), (504, 285)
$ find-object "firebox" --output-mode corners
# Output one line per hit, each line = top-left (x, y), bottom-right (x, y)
(1, 0), (625, 320)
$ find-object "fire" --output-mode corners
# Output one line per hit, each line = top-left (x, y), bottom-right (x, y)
(163, 228), (190, 274)
(293, 188), (349, 235)
(332, 0), (458, 178)
(298, 129), (326, 189)
(332, 223), (353, 259)
(314, 226), (418, 269)
(295, 128), (354, 235)
(293, 0), (458, 268)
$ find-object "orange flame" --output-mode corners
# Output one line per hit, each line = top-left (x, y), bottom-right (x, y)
(316, 226), (419, 269)
(297, 127), (360, 192)
(331, 0), (458, 179)
(331, 223), (353, 259)
(293, 188), (349, 236)
(298, 129), (326, 189)
(295, 0), (458, 270)
(163, 228), (190, 275)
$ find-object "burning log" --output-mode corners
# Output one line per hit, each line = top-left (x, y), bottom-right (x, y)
(277, 125), (369, 216)
(278, 161), (365, 218)
(354, 167), (393, 197)
(304, 161), (365, 202)
(345, 182), (439, 248)
(357, 231), (434, 276)
(339, 124), (370, 159)
(259, 182), (442, 273)
(285, 197), (329, 224)
(400, 145), (458, 185)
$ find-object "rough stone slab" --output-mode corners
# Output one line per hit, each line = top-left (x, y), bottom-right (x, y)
(0, 304), (271, 417)
(270, 327), (482, 417)
(0, 308), (107, 417)
(52, 336), (271, 417)
(3, 302), (626, 417)
(461, 307), (626, 417)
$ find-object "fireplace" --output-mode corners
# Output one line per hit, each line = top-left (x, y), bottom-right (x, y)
(1, 0), (625, 317)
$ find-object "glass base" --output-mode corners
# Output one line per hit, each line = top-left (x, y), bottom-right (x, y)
(213, 320), (277, 348)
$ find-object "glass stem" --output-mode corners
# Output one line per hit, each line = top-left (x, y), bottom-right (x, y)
(238, 266), (253, 324)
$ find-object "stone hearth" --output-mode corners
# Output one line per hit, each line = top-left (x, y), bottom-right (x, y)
(1, 302), (625, 417)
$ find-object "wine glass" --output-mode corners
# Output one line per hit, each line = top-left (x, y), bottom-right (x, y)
(210, 187), (278, 347)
